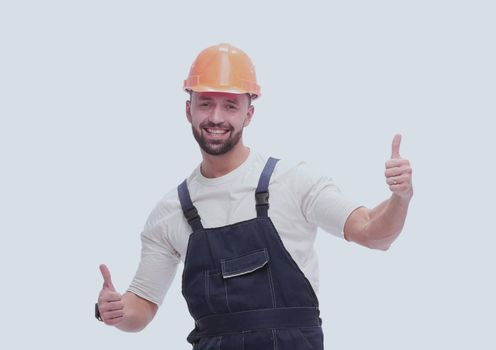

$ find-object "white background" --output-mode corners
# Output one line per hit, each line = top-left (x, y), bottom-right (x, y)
(1, 1), (495, 349)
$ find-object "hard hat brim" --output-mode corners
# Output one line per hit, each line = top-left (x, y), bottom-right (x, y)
(184, 85), (260, 99)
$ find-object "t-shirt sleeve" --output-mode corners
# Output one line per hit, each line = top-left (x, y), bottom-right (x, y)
(127, 219), (180, 306)
(291, 161), (364, 239)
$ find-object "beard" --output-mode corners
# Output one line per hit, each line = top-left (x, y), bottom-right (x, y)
(192, 122), (243, 156)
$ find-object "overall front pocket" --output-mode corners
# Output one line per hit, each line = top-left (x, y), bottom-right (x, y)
(220, 248), (275, 312)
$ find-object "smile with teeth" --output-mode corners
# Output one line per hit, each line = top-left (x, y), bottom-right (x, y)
(204, 128), (229, 135)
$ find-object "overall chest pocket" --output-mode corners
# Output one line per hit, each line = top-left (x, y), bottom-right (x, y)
(207, 248), (276, 313)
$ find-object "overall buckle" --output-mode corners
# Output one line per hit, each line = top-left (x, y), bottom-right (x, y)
(255, 191), (269, 206)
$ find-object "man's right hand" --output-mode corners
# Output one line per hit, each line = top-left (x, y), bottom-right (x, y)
(97, 264), (124, 326)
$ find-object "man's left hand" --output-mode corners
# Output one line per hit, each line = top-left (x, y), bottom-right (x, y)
(384, 134), (413, 199)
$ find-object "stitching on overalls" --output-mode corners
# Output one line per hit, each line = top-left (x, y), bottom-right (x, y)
(224, 278), (231, 312)
(205, 270), (215, 313)
(267, 263), (277, 307)
(298, 328), (315, 349)
(272, 329), (278, 350)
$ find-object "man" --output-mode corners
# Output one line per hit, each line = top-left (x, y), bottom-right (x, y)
(96, 43), (413, 349)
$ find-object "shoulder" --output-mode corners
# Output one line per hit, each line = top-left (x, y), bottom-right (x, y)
(144, 164), (204, 229)
(143, 186), (183, 231)
(248, 150), (309, 180)
(272, 156), (329, 188)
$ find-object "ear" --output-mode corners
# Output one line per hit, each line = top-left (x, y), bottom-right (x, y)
(185, 100), (192, 123)
(243, 105), (255, 127)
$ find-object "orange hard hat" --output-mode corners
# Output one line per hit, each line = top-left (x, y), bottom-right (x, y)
(183, 43), (261, 99)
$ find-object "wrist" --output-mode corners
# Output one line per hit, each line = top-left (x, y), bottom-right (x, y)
(392, 189), (413, 202)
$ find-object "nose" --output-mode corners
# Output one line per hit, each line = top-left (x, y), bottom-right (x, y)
(208, 104), (224, 124)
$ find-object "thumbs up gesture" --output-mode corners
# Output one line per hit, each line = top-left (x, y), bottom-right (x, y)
(384, 134), (413, 199)
(97, 264), (124, 325)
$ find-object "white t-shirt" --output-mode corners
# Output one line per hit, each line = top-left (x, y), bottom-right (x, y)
(127, 149), (363, 306)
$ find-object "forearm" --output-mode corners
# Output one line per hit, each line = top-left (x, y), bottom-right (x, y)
(344, 134), (413, 250)
(363, 192), (412, 250)
(114, 292), (158, 332)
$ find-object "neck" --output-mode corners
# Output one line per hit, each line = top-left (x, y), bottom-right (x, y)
(200, 142), (250, 178)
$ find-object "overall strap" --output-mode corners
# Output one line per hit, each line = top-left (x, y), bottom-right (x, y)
(255, 157), (280, 217)
(177, 179), (204, 231)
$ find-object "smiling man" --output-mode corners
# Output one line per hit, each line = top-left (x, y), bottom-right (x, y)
(96, 43), (413, 349)
(187, 91), (254, 178)
(189, 92), (252, 151)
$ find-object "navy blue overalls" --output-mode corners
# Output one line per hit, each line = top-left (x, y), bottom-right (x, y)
(177, 157), (324, 349)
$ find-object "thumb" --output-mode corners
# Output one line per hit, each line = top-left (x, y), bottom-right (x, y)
(99, 264), (116, 291)
(391, 134), (402, 159)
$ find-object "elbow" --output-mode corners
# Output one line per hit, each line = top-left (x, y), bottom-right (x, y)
(117, 325), (145, 333)
(365, 236), (396, 251)
(115, 292), (158, 333)
(129, 324), (149, 333)
(363, 227), (403, 251)
(115, 313), (153, 333)
(366, 241), (391, 251)
(375, 243), (392, 251)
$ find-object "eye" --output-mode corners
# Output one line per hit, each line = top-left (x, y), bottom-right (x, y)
(227, 104), (237, 110)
